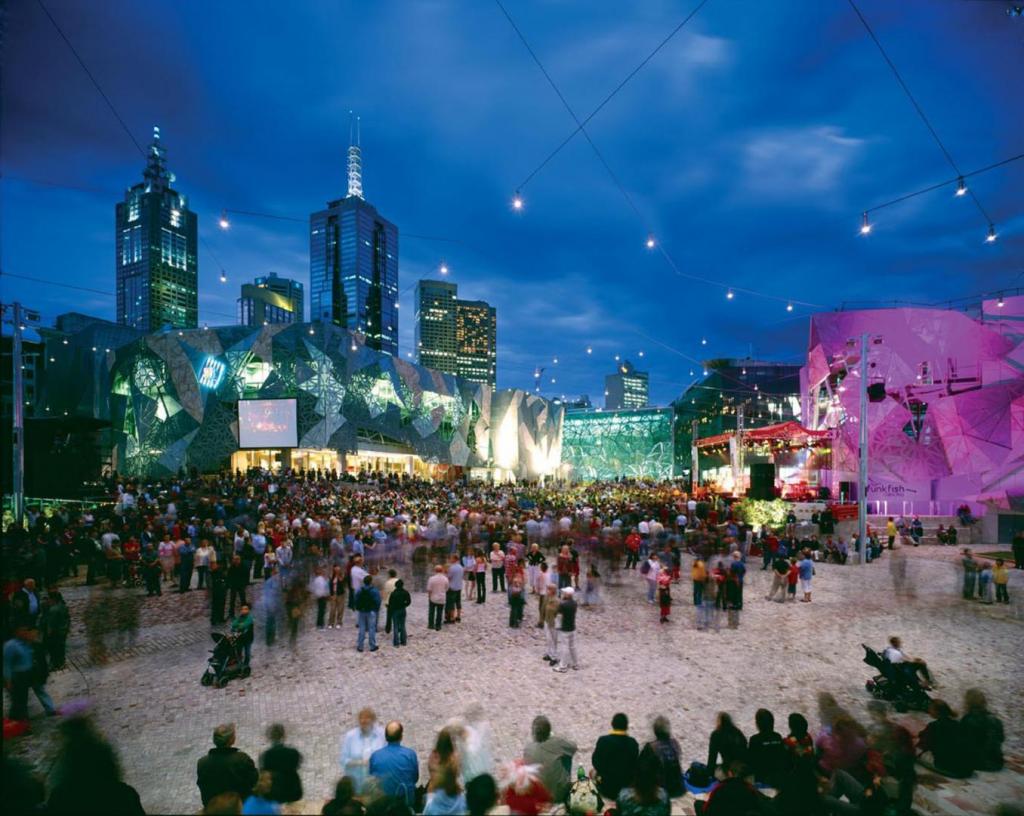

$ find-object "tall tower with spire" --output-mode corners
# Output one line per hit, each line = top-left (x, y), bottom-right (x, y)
(309, 116), (399, 356)
(115, 127), (198, 331)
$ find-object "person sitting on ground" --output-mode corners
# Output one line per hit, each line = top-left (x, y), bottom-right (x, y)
(369, 720), (420, 806)
(197, 723), (260, 808)
(465, 773), (498, 816)
(616, 750), (671, 816)
(498, 760), (550, 816)
(423, 763), (466, 815)
(697, 761), (764, 816)
(784, 712), (815, 766)
(47, 716), (144, 816)
(865, 700), (916, 813)
(916, 700), (973, 779)
(816, 715), (867, 776)
(591, 712), (640, 802)
(771, 757), (824, 816)
(746, 708), (788, 788)
(259, 723), (303, 804)
(960, 689), (1004, 772)
(639, 715), (684, 799)
(706, 712), (747, 777)
(523, 715), (577, 805)
(322, 776), (365, 816)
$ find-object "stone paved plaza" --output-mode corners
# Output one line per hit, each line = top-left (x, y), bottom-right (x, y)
(8, 545), (1023, 815)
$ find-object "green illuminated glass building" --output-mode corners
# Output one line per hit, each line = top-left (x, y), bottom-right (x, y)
(115, 127), (198, 331)
(562, 408), (676, 481)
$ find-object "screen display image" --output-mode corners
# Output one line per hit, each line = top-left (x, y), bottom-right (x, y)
(237, 399), (298, 448)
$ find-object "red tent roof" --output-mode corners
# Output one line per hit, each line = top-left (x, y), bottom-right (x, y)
(696, 421), (830, 449)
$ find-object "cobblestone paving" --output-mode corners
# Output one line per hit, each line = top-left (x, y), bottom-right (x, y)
(7, 546), (1023, 815)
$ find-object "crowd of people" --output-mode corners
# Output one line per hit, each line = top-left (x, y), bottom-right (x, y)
(2, 682), (1008, 815)
(2, 469), (1018, 814)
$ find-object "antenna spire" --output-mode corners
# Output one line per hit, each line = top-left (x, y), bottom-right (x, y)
(347, 111), (363, 199)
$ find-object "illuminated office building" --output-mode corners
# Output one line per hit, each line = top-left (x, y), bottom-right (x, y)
(605, 360), (648, 410)
(415, 280), (496, 387)
(115, 127), (198, 331)
(238, 273), (304, 325)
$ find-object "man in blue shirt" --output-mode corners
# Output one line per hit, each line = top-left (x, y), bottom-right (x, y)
(3, 626), (56, 720)
(354, 575), (381, 652)
(798, 552), (815, 602)
(369, 721), (419, 805)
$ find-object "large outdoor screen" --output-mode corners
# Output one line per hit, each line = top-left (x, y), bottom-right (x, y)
(238, 399), (298, 449)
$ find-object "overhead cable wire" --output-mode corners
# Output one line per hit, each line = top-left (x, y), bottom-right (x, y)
(514, 0), (713, 192)
(846, 0), (993, 226)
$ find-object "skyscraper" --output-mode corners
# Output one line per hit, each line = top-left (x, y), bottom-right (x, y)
(115, 127), (198, 331)
(415, 279), (457, 372)
(309, 118), (398, 355)
(415, 279), (497, 387)
(605, 360), (649, 410)
(455, 299), (497, 387)
(238, 273), (304, 326)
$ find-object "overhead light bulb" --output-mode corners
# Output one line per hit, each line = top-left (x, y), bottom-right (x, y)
(439, 261), (449, 275)
(586, 346), (592, 354)
(553, 357), (558, 364)
(512, 193), (524, 211)
(351, 343), (358, 351)
(955, 177), (967, 197)
(742, 368), (747, 375)
(860, 212), (872, 235)
(997, 294), (1005, 307)
(645, 234), (655, 249)
(218, 210), (230, 229)
(614, 354), (620, 361)
(726, 289), (734, 300)
(308, 327), (315, 335)
(638, 351), (644, 357)
(701, 337), (707, 345)
(786, 302), (794, 312)
(219, 270), (227, 283)
(986, 225), (997, 243)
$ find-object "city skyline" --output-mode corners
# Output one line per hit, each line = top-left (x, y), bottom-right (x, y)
(3, 1), (1022, 405)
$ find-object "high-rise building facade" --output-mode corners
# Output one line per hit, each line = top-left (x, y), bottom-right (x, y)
(605, 360), (649, 410)
(238, 273), (304, 326)
(455, 299), (497, 387)
(115, 127), (198, 331)
(415, 279), (497, 387)
(415, 280), (457, 373)
(309, 123), (398, 355)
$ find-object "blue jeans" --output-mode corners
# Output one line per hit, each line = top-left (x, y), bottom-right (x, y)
(647, 580), (657, 602)
(357, 611), (378, 650)
(392, 609), (407, 646)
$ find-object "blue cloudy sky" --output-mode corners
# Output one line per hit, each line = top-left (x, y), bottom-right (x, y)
(3, 0), (1022, 405)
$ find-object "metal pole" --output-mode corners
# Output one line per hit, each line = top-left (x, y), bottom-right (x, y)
(12, 302), (25, 528)
(858, 333), (869, 565)
(736, 402), (745, 495)
(690, 419), (699, 491)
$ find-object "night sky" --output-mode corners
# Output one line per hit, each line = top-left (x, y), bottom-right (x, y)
(3, 0), (1022, 406)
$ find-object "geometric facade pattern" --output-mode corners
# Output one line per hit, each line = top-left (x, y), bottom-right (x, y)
(105, 322), (563, 480)
(801, 296), (1024, 510)
(561, 408), (676, 481)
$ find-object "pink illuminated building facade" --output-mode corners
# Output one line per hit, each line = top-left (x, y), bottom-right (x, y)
(801, 295), (1024, 515)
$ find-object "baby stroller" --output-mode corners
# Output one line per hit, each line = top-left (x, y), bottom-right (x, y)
(201, 632), (250, 688)
(862, 644), (931, 712)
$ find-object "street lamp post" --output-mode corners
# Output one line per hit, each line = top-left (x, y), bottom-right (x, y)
(858, 333), (869, 565)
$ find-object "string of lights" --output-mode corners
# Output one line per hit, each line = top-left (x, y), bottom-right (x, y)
(848, 0), (999, 241)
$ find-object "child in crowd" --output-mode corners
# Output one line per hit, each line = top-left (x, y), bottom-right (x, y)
(978, 561), (994, 604)
(993, 559), (1009, 604)
(787, 557), (799, 601)
(657, 570), (672, 623)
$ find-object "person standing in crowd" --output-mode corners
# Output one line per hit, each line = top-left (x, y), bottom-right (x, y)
(10, 578), (40, 628)
(427, 565), (449, 631)
(231, 604), (255, 667)
(227, 555), (249, 618)
(993, 558), (1010, 604)
(1012, 528), (1024, 570)
(978, 560), (995, 604)
(535, 563), (550, 627)
(541, 583), (559, 664)
(765, 551), (789, 603)
(209, 560), (228, 625)
(382, 569), (399, 634)
(340, 708), (386, 795)
(177, 537), (196, 593)
(489, 543), (506, 592)
(509, 578), (526, 628)
(552, 588), (579, 672)
(142, 543), (162, 597)
(196, 723), (259, 808)
(526, 543), (544, 594)
(446, 555), (464, 624)
(657, 570), (672, 624)
(195, 539), (215, 589)
(641, 553), (660, 604)
(523, 715), (577, 805)
(327, 564), (346, 629)
(388, 579), (411, 647)
(259, 723), (303, 805)
(311, 567), (330, 629)
(961, 548), (979, 599)
(4, 624), (57, 721)
(591, 712), (639, 803)
(369, 720), (420, 806)
(354, 575), (381, 653)
(40, 588), (71, 671)
(474, 549), (487, 603)
(728, 551), (746, 610)
(625, 528), (641, 570)
(797, 550), (814, 603)
(691, 555), (707, 607)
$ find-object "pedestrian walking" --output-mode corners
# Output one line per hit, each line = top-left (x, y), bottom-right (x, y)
(40, 588), (71, 671)
(311, 567), (329, 629)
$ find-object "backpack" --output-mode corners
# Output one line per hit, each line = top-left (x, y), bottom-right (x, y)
(567, 775), (602, 816)
(640, 560), (651, 575)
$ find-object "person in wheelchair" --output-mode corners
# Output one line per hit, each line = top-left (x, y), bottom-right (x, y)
(883, 637), (934, 689)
